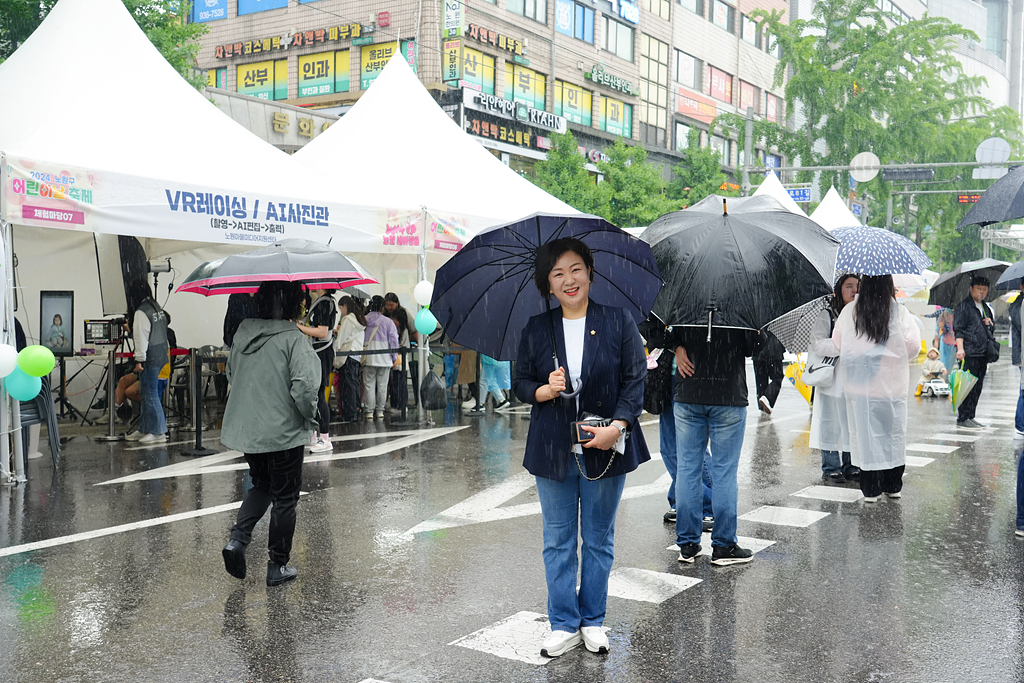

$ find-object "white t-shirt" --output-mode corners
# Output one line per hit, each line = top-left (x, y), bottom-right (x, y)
(563, 316), (587, 454)
(975, 300), (986, 318)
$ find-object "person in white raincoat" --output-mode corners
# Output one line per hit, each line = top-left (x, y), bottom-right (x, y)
(808, 274), (859, 484)
(831, 274), (921, 502)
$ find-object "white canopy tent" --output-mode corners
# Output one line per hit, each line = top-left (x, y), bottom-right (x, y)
(810, 187), (863, 231)
(291, 55), (578, 294)
(753, 172), (808, 217)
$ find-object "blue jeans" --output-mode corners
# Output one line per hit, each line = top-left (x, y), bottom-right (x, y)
(674, 402), (746, 548)
(139, 351), (167, 436)
(821, 450), (852, 476)
(535, 469), (626, 633)
(660, 404), (713, 515)
(1017, 447), (1024, 531)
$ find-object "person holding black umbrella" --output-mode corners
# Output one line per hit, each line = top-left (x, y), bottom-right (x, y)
(513, 237), (649, 658)
(953, 275), (996, 429)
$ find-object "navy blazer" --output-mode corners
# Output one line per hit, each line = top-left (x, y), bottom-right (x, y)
(513, 301), (650, 482)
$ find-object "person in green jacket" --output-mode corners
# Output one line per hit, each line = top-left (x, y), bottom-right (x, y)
(221, 281), (320, 587)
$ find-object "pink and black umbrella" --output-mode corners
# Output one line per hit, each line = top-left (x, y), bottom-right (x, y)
(176, 239), (378, 296)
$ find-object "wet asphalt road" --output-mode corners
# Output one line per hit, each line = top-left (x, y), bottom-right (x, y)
(2, 359), (1024, 683)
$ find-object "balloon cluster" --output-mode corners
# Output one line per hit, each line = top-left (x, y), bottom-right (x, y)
(0, 344), (55, 401)
(412, 280), (438, 337)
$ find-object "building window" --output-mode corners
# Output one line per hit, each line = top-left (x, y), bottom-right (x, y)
(765, 31), (780, 58)
(237, 59), (288, 101)
(741, 15), (760, 46)
(639, 33), (669, 146)
(503, 62), (547, 110)
(678, 0), (703, 17)
(508, 0), (548, 24)
(765, 92), (780, 122)
(707, 66), (732, 104)
(642, 0), (671, 21)
(738, 80), (757, 113)
(710, 135), (730, 165)
(674, 49), (701, 90)
(601, 96), (633, 137)
(674, 122), (692, 151)
(462, 47), (496, 95)
(711, 0), (735, 33)
(555, 0), (595, 43)
(555, 80), (593, 125)
(298, 50), (351, 98)
(601, 16), (634, 61)
(983, 0), (1006, 59)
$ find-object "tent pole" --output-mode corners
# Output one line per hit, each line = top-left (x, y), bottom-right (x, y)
(417, 207), (427, 424)
(0, 155), (14, 484)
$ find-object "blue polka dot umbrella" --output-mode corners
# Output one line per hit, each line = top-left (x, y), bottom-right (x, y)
(831, 226), (933, 277)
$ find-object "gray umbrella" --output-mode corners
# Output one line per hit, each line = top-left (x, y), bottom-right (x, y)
(926, 258), (1009, 308)
(958, 166), (1024, 228)
(763, 296), (831, 354)
(176, 239), (378, 296)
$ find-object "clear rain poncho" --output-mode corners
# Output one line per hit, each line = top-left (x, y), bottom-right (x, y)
(808, 308), (850, 453)
(831, 300), (921, 471)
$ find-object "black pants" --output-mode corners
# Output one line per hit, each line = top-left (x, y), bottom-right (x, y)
(957, 355), (988, 422)
(230, 445), (304, 565)
(754, 360), (784, 408)
(316, 349), (333, 434)
(337, 356), (361, 421)
(860, 466), (905, 498)
(389, 368), (408, 411)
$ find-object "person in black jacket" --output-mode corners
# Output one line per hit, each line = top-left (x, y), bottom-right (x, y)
(953, 275), (995, 429)
(672, 327), (762, 566)
(1010, 283), (1024, 438)
(753, 330), (785, 415)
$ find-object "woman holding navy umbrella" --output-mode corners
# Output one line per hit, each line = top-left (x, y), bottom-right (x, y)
(512, 237), (650, 658)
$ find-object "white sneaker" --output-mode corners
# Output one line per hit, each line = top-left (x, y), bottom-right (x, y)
(1015, 529), (1024, 538)
(139, 433), (167, 444)
(462, 398), (476, 408)
(124, 430), (145, 441)
(580, 626), (609, 654)
(863, 494), (880, 503)
(309, 438), (333, 453)
(375, 411), (385, 419)
(540, 629), (581, 658)
(758, 396), (772, 414)
(1015, 429), (1024, 439)
(885, 491), (902, 499)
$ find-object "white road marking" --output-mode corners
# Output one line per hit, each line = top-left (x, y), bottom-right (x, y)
(928, 433), (981, 442)
(607, 568), (701, 603)
(450, 611), (555, 666)
(906, 443), (960, 454)
(905, 455), (935, 467)
(666, 533), (776, 556)
(96, 427), (467, 486)
(791, 485), (863, 503)
(739, 506), (830, 527)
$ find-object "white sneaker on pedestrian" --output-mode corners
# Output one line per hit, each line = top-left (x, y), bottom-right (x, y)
(758, 396), (772, 414)
(309, 438), (333, 453)
(139, 433), (167, 444)
(462, 397), (477, 408)
(580, 626), (609, 654)
(540, 629), (581, 658)
(124, 430), (145, 441)
(1015, 529), (1024, 538)
(885, 491), (902, 499)
(1015, 429), (1024, 439)
(863, 494), (880, 503)
(375, 411), (385, 419)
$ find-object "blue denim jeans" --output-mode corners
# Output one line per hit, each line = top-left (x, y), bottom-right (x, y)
(535, 469), (626, 633)
(139, 349), (167, 436)
(821, 450), (852, 476)
(1016, 380), (1024, 433)
(674, 402), (746, 548)
(661, 405), (713, 515)
(1017, 447), (1024, 532)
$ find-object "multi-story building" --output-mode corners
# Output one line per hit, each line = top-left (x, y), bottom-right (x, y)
(191, 1), (790, 181)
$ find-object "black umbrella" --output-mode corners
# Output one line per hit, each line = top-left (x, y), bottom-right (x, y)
(995, 260), (1024, 291)
(926, 258), (1009, 308)
(643, 195), (840, 336)
(176, 239), (378, 296)
(430, 213), (663, 368)
(958, 166), (1024, 228)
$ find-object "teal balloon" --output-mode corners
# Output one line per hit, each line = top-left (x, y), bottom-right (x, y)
(17, 345), (55, 378)
(4, 367), (41, 401)
(414, 308), (438, 336)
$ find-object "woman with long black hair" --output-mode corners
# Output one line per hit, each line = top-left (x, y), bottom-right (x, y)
(809, 274), (859, 483)
(831, 275), (920, 501)
(334, 295), (366, 422)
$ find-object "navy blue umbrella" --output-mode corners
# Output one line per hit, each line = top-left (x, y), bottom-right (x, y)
(995, 260), (1024, 291)
(430, 213), (663, 362)
(831, 226), (932, 276)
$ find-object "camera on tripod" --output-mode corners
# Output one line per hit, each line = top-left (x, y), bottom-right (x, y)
(84, 317), (126, 346)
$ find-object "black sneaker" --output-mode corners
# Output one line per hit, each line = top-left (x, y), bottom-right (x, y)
(823, 472), (847, 484)
(710, 545), (753, 566)
(663, 509), (676, 523)
(702, 516), (714, 533)
(677, 542), (701, 563)
(957, 419), (984, 430)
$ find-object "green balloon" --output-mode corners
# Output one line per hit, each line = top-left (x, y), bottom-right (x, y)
(17, 345), (55, 378)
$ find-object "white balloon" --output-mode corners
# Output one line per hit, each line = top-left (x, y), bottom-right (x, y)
(413, 280), (434, 307)
(0, 344), (18, 378)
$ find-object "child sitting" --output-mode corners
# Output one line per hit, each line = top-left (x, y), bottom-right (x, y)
(915, 347), (947, 396)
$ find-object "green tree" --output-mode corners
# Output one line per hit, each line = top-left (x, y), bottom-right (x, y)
(594, 138), (678, 228)
(667, 128), (738, 208)
(533, 130), (606, 215)
(0, 1), (207, 89)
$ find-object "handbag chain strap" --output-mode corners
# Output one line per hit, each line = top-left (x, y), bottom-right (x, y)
(574, 447), (617, 481)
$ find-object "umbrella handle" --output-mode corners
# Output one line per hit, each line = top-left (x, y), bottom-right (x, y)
(553, 355), (583, 399)
(706, 310), (713, 343)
